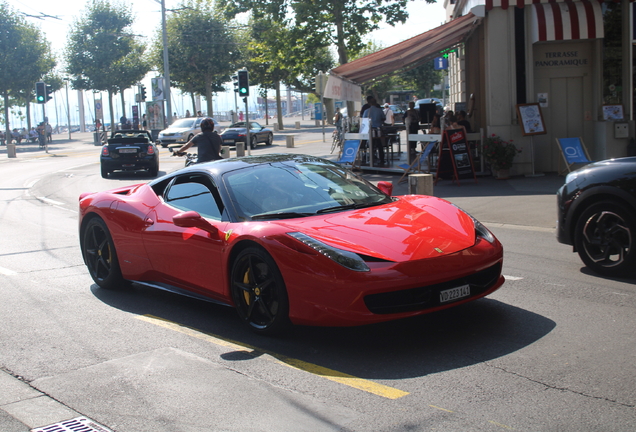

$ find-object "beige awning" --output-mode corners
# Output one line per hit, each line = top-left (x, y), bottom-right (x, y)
(330, 13), (482, 85)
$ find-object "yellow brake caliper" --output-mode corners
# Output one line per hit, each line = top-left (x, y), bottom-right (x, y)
(243, 268), (251, 304)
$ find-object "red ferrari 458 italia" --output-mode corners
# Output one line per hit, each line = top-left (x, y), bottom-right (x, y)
(79, 154), (505, 334)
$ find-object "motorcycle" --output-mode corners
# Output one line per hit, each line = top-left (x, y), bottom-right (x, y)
(171, 150), (198, 167)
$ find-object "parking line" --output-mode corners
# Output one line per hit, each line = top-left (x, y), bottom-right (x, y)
(137, 314), (409, 399)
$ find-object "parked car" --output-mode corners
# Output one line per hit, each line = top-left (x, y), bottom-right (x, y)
(100, 130), (159, 178)
(220, 121), (273, 149)
(556, 157), (636, 276)
(79, 154), (504, 334)
(157, 117), (221, 148)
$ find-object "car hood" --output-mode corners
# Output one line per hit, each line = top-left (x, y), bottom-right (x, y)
(160, 127), (191, 134)
(278, 195), (476, 262)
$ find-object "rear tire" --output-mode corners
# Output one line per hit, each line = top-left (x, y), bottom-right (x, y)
(574, 201), (636, 276)
(230, 247), (290, 335)
(82, 217), (129, 290)
(250, 136), (257, 150)
(266, 133), (273, 146)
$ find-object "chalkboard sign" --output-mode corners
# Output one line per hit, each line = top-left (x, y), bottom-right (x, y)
(435, 128), (477, 185)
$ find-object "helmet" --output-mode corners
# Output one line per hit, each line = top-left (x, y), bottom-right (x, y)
(200, 117), (215, 132)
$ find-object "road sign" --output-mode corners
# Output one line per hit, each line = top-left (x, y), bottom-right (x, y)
(434, 57), (448, 70)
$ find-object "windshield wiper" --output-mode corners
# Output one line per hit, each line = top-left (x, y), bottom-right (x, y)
(251, 212), (314, 220)
(317, 202), (383, 214)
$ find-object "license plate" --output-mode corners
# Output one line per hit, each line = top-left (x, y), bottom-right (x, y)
(119, 148), (137, 153)
(224, 140), (234, 144)
(439, 284), (470, 303)
(122, 164), (135, 167)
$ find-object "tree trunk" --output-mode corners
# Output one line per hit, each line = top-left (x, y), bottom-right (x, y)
(275, 81), (284, 130)
(120, 92), (126, 120)
(205, 81), (213, 118)
(264, 94), (269, 126)
(4, 92), (12, 144)
(108, 90), (115, 133)
(26, 102), (31, 131)
(190, 93), (196, 116)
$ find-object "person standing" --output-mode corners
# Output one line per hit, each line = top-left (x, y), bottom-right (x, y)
(239, 111), (244, 122)
(141, 114), (147, 131)
(383, 103), (395, 126)
(185, 110), (191, 118)
(362, 98), (386, 166)
(46, 122), (52, 142)
(404, 101), (420, 159)
(36, 122), (46, 148)
(176, 118), (223, 163)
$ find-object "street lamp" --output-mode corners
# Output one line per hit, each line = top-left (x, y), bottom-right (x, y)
(62, 78), (71, 139)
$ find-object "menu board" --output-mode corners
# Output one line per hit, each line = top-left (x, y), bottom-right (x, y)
(516, 103), (546, 136)
(435, 128), (477, 185)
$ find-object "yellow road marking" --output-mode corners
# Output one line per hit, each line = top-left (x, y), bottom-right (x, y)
(429, 405), (454, 413)
(137, 314), (409, 399)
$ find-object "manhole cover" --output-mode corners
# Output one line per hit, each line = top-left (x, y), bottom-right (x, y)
(31, 416), (113, 432)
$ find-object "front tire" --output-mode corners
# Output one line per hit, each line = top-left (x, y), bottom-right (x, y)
(230, 247), (290, 335)
(574, 201), (636, 276)
(82, 217), (129, 289)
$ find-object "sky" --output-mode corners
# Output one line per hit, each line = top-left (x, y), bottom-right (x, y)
(7, 0), (446, 126)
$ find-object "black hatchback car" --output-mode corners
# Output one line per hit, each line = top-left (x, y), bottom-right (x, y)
(557, 157), (636, 276)
(100, 130), (159, 178)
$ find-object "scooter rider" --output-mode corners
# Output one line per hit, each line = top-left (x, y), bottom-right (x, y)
(176, 117), (222, 163)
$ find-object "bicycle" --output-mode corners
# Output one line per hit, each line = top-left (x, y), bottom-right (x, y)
(331, 128), (344, 156)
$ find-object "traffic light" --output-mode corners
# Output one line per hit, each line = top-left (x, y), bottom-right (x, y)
(311, 77), (316, 92)
(35, 82), (46, 103)
(237, 70), (249, 97)
(140, 85), (147, 101)
(232, 75), (239, 93)
(45, 84), (53, 102)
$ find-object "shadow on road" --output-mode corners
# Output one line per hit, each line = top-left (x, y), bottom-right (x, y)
(92, 282), (555, 381)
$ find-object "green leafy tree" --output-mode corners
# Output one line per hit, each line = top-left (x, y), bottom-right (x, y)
(0, 2), (55, 143)
(151, 0), (240, 118)
(398, 61), (440, 98)
(65, 0), (150, 131)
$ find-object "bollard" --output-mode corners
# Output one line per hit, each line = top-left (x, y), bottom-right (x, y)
(286, 135), (295, 148)
(221, 145), (230, 159)
(295, 121), (301, 129)
(6, 143), (16, 158)
(236, 142), (245, 157)
(315, 120), (320, 126)
(273, 123), (279, 132)
(409, 173), (433, 196)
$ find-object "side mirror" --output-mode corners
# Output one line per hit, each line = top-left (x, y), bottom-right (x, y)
(377, 181), (393, 196)
(173, 211), (219, 237)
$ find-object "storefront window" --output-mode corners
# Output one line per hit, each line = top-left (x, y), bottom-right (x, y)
(602, 2), (622, 104)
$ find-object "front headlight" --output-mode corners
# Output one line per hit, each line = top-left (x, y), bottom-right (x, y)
(474, 219), (495, 243)
(287, 232), (370, 272)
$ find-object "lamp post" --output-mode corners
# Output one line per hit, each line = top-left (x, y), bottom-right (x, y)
(160, 0), (172, 126)
(63, 78), (71, 139)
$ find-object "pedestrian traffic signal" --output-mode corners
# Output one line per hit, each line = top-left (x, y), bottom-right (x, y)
(140, 85), (147, 101)
(45, 84), (53, 102)
(35, 82), (46, 103)
(311, 77), (316, 92)
(237, 70), (249, 97)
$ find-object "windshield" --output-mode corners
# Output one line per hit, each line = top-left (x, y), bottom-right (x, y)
(223, 159), (393, 221)
(169, 119), (196, 129)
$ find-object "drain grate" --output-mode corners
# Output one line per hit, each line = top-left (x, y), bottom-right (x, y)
(31, 417), (114, 432)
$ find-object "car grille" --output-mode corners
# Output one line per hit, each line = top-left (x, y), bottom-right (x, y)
(363, 262), (502, 314)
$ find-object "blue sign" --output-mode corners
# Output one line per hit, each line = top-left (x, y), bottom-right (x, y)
(434, 57), (448, 70)
(314, 102), (322, 120)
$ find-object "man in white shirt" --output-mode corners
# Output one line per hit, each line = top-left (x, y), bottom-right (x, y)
(383, 103), (395, 126)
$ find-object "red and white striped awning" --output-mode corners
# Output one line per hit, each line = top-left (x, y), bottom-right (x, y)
(530, 0), (604, 42)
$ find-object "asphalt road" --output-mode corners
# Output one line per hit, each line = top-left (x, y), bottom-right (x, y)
(0, 131), (634, 431)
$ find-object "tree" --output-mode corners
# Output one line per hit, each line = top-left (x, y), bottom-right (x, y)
(0, 2), (55, 144)
(65, 0), (150, 131)
(398, 61), (440, 98)
(225, 0), (419, 66)
(151, 0), (240, 118)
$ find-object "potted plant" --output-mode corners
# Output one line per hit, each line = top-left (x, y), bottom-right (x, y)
(483, 134), (521, 179)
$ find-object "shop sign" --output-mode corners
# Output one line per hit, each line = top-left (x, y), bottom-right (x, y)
(535, 50), (588, 68)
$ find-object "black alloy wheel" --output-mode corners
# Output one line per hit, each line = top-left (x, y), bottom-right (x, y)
(266, 133), (273, 145)
(250, 136), (257, 149)
(82, 217), (128, 289)
(230, 247), (290, 334)
(574, 201), (636, 276)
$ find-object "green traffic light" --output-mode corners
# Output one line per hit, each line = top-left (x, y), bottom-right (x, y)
(239, 88), (247, 94)
(37, 96), (44, 102)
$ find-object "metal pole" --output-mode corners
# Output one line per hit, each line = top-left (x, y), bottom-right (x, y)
(244, 97), (251, 156)
(161, 0), (172, 126)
